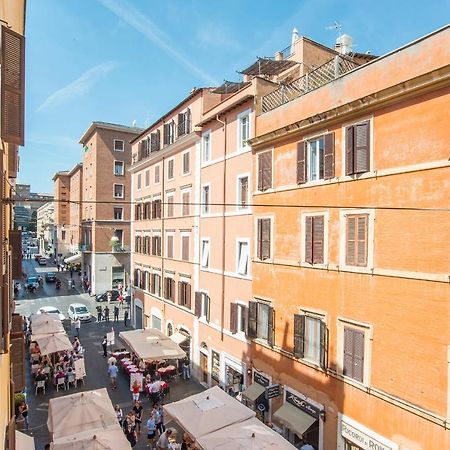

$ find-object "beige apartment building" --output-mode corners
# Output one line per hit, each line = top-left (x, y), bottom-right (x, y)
(36, 201), (55, 255)
(52, 171), (71, 259)
(78, 122), (142, 295)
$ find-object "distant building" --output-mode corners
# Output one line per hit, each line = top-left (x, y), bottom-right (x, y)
(37, 202), (55, 255)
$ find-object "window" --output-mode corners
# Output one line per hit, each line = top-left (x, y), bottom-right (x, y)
(137, 174), (142, 190)
(167, 159), (174, 180)
(182, 191), (190, 216)
(113, 229), (123, 246)
(145, 169), (150, 187)
(152, 315), (162, 331)
(151, 273), (161, 296)
(177, 109), (191, 137)
(237, 110), (250, 150)
(346, 214), (368, 266)
(155, 165), (160, 183)
(113, 207), (123, 220)
(114, 161), (124, 176)
(297, 133), (334, 184)
(237, 241), (249, 275)
(257, 150), (272, 191)
(202, 131), (211, 162)
(182, 151), (190, 174)
(113, 184), (124, 198)
(164, 277), (175, 301)
(238, 176), (249, 208)
(167, 195), (174, 217)
(179, 281), (191, 308)
(256, 218), (271, 261)
(202, 185), (210, 214)
(114, 139), (124, 151)
(61, 230), (66, 240)
(150, 130), (161, 152)
(346, 120), (370, 175)
(304, 215), (325, 265)
(343, 326), (365, 382)
(151, 236), (161, 256)
(201, 239), (210, 268)
(247, 301), (274, 345)
(167, 323), (173, 336)
(167, 235), (174, 258)
(152, 199), (162, 219)
(163, 121), (175, 146)
(181, 235), (189, 261)
(293, 314), (327, 368)
(230, 303), (248, 334)
(195, 292), (210, 321)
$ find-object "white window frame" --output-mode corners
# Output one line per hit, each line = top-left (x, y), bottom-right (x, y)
(235, 300), (248, 335)
(236, 239), (250, 276)
(236, 173), (250, 210)
(339, 209), (375, 274)
(236, 108), (252, 152)
(114, 139), (124, 152)
(113, 206), (124, 221)
(113, 160), (124, 176)
(200, 291), (210, 320)
(167, 158), (175, 181)
(154, 164), (161, 184)
(201, 183), (211, 215)
(182, 150), (191, 176)
(137, 173), (142, 191)
(145, 169), (150, 187)
(300, 211), (329, 268)
(202, 130), (212, 163)
(300, 310), (326, 366)
(306, 136), (325, 182)
(113, 183), (124, 199)
(201, 238), (210, 269)
(336, 317), (373, 387)
(166, 232), (175, 259)
(180, 232), (190, 262)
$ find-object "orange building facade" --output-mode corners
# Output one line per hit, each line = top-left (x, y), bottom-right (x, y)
(248, 26), (450, 450)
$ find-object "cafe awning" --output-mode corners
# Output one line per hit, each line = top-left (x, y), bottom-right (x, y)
(273, 403), (316, 436)
(35, 333), (73, 356)
(64, 253), (81, 264)
(241, 382), (266, 402)
(170, 331), (188, 345)
(16, 430), (35, 450)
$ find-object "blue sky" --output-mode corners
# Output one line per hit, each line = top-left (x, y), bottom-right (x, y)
(21, 0), (449, 193)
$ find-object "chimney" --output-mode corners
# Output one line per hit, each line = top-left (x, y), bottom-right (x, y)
(291, 27), (299, 48)
(335, 34), (353, 55)
(274, 51), (283, 61)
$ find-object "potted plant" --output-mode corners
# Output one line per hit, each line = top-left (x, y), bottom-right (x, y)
(14, 393), (26, 429)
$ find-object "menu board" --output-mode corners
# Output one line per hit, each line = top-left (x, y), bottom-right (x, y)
(74, 358), (86, 379)
(211, 350), (220, 382)
(129, 372), (143, 392)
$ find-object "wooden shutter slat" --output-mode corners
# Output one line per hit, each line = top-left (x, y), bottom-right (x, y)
(247, 301), (257, 338)
(194, 291), (202, 317)
(9, 230), (22, 279)
(256, 219), (262, 260)
(323, 133), (335, 180)
(346, 216), (356, 266)
(353, 329), (365, 382)
(293, 314), (305, 358)
(262, 151), (272, 191)
(185, 284), (191, 309)
(297, 141), (307, 184)
(354, 121), (370, 173)
(357, 215), (368, 266)
(261, 219), (271, 261)
(345, 125), (354, 175)
(257, 153), (264, 191)
(343, 327), (354, 378)
(312, 216), (324, 264)
(305, 216), (313, 264)
(230, 303), (238, 334)
(267, 307), (275, 347)
(319, 320), (328, 369)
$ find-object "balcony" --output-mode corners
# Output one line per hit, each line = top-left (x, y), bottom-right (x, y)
(79, 244), (91, 252)
(112, 245), (130, 253)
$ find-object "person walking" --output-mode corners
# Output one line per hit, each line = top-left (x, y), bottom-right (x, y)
(96, 305), (102, 322)
(108, 362), (118, 389)
(182, 358), (190, 380)
(124, 309), (129, 327)
(155, 404), (165, 436)
(104, 305), (110, 323)
(132, 400), (143, 434)
(107, 291), (112, 303)
(113, 305), (119, 322)
(114, 404), (123, 427)
(156, 428), (173, 450)
(73, 317), (81, 337)
(19, 400), (29, 430)
(70, 267), (74, 278)
(131, 379), (140, 402)
(101, 335), (107, 357)
(146, 413), (157, 448)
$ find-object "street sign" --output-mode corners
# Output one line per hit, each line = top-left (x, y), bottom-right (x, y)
(265, 383), (281, 400)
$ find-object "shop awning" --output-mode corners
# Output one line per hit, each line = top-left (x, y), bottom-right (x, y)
(16, 430), (35, 450)
(241, 382), (266, 402)
(170, 331), (188, 345)
(64, 253), (81, 264)
(273, 403), (316, 436)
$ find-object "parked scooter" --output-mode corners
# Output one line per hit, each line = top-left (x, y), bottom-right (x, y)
(55, 279), (61, 289)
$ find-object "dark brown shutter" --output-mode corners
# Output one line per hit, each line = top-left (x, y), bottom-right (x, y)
(247, 301), (257, 338)
(267, 306), (274, 347)
(297, 141), (307, 184)
(182, 236), (189, 261)
(240, 177), (248, 207)
(156, 129), (161, 150)
(357, 215), (368, 266)
(8, 144), (18, 178)
(230, 303), (238, 334)
(346, 216), (356, 265)
(345, 125), (354, 175)
(353, 329), (365, 382)
(293, 314), (305, 358)
(1, 26), (25, 145)
(259, 151), (272, 191)
(163, 123), (169, 145)
(257, 153), (264, 191)
(354, 121), (370, 174)
(312, 216), (324, 264)
(323, 132), (335, 180)
(177, 281), (182, 304)
(194, 291), (202, 317)
(185, 284), (191, 309)
(9, 230), (22, 279)
(184, 152), (190, 173)
(260, 219), (271, 261)
(158, 236), (162, 256)
(257, 219), (262, 260)
(135, 204), (139, 220)
(305, 216), (313, 264)
(319, 320), (328, 370)
(11, 335), (25, 391)
(178, 113), (184, 136)
(343, 327), (354, 378)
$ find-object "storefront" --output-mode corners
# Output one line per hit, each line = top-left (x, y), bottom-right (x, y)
(241, 370), (271, 422)
(273, 388), (324, 450)
(338, 415), (398, 450)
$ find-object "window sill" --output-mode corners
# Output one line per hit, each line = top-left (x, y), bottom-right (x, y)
(300, 261), (329, 270)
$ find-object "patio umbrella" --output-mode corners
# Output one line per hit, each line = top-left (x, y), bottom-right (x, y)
(30, 312), (61, 324)
(164, 386), (255, 439)
(196, 417), (297, 450)
(50, 424), (129, 450)
(47, 388), (118, 440)
(31, 320), (65, 336)
(34, 333), (73, 356)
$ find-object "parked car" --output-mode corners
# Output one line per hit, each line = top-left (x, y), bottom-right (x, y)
(37, 257), (47, 266)
(67, 303), (91, 322)
(33, 254), (42, 261)
(45, 272), (57, 282)
(26, 276), (39, 290)
(95, 290), (120, 302)
(36, 306), (65, 321)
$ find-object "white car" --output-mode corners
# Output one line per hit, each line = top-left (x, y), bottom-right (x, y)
(36, 306), (65, 321)
(67, 303), (91, 322)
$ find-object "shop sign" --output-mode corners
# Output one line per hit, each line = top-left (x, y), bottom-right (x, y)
(253, 371), (270, 387)
(211, 350), (220, 382)
(265, 384), (281, 400)
(286, 390), (320, 419)
(342, 420), (396, 450)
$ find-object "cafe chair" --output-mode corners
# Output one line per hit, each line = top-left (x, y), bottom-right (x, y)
(56, 377), (66, 392)
(35, 380), (46, 395)
(66, 373), (76, 389)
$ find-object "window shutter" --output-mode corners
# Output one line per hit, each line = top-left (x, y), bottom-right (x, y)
(297, 141), (307, 184)
(247, 301), (258, 338)
(267, 306), (275, 347)
(11, 335), (25, 391)
(261, 219), (271, 261)
(293, 314), (305, 358)
(135, 205), (139, 220)
(185, 284), (191, 309)
(163, 123), (169, 145)
(257, 153), (264, 191)
(183, 192), (189, 216)
(158, 236), (162, 256)
(345, 126), (354, 175)
(258, 151), (272, 191)
(10, 230), (22, 279)
(1, 26), (25, 145)
(182, 236), (189, 261)
(343, 327), (354, 378)
(178, 282), (184, 305)
(230, 303), (238, 334)
(354, 121), (370, 174)
(346, 216), (356, 265)
(178, 113), (184, 136)
(319, 320), (328, 369)
(357, 215), (368, 266)
(194, 291), (202, 317)
(240, 177), (248, 207)
(305, 216), (313, 264)
(186, 108), (191, 133)
(353, 329), (365, 382)
(184, 152), (190, 173)
(8, 144), (18, 177)
(256, 219), (262, 260)
(323, 133), (335, 180)
(312, 216), (324, 264)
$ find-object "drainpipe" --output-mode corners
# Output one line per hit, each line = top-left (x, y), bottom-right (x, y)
(161, 156), (166, 323)
(216, 115), (227, 341)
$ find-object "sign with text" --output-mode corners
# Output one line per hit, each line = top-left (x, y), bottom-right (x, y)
(286, 390), (320, 419)
(265, 384), (281, 400)
(341, 420), (397, 450)
(74, 358), (86, 379)
(253, 371), (269, 387)
(129, 372), (143, 392)
(106, 331), (115, 346)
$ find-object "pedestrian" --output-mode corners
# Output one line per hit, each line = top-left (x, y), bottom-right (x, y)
(182, 358), (190, 380)
(132, 400), (143, 434)
(124, 423), (137, 448)
(156, 428), (173, 450)
(107, 290), (112, 303)
(131, 379), (140, 402)
(19, 400), (29, 430)
(118, 293), (123, 309)
(124, 309), (129, 327)
(96, 305), (102, 322)
(104, 305), (110, 323)
(108, 362), (118, 389)
(114, 404), (123, 427)
(73, 316), (81, 337)
(108, 354), (117, 366)
(155, 404), (165, 435)
(150, 380), (160, 406)
(146, 413), (157, 448)
(113, 305), (119, 322)
(300, 442), (315, 450)
(101, 335), (107, 357)
(70, 267), (74, 278)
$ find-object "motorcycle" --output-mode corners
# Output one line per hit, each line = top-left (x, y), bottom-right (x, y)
(55, 280), (61, 289)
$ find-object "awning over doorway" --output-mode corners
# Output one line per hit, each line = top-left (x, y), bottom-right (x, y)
(16, 430), (35, 450)
(273, 403), (316, 436)
(241, 382), (266, 402)
(64, 253), (81, 264)
(170, 331), (188, 345)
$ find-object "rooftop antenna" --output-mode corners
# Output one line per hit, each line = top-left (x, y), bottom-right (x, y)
(326, 20), (342, 37)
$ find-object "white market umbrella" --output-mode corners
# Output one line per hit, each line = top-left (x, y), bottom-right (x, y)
(35, 333), (73, 356)
(30, 312), (61, 324)
(47, 389), (118, 440)
(31, 320), (65, 335)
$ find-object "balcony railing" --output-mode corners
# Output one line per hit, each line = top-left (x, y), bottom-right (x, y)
(112, 245), (130, 253)
(261, 55), (360, 114)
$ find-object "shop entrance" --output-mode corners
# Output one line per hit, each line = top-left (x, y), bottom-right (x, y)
(199, 351), (208, 384)
(225, 364), (243, 397)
